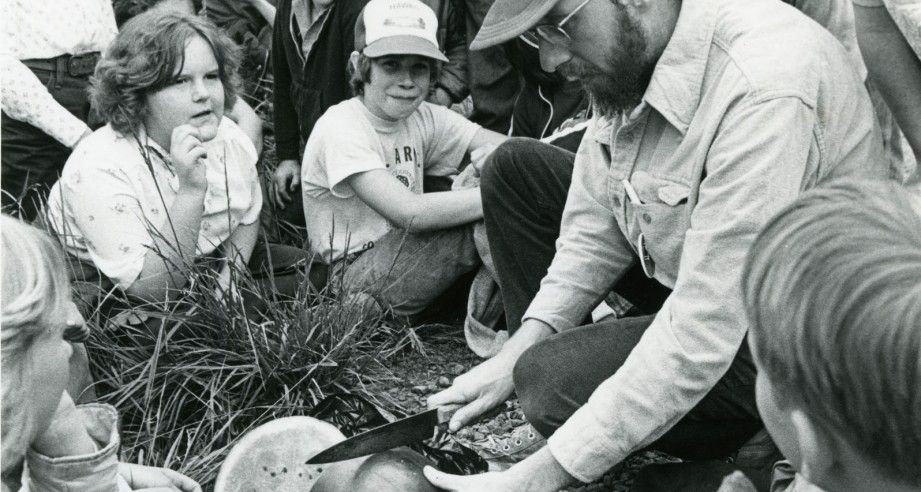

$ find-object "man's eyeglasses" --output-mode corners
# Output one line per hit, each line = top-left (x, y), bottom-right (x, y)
(519, 0), (593, 49)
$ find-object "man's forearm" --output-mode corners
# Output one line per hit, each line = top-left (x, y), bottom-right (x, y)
(855, 4), (921, 162)
(522, 136), (636, 331)
(1, 56), (91, 147)
(504, 318), (555, 353)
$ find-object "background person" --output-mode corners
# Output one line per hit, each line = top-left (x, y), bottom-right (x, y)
(300, 0), (507, 316)
(270, 0), (470, 224)
(853, 0), (921, 166)
(1, 0), (117, 221)
(0, 215), (201, 492)
(736, 179), (921, 492)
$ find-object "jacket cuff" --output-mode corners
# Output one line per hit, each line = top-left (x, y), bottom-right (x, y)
(546, 404), (629, 483)
(26, 404), (121, 492)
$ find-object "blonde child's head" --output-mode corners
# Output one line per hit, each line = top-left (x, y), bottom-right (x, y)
(1, 216), (76, 473)
(742, 179), (921, 490)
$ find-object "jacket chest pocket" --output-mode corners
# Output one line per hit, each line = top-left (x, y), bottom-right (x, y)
(628, 172), (691, 284)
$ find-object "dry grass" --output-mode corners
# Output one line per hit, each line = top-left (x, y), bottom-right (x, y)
(81, 259), (421, 487)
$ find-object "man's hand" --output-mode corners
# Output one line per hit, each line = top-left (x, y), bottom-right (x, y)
(428, 87), (454, 107)
(118, 463), (202, 492)
(423, 447), (574, 492)
(428, 320), (554, 431)
(424, 467), (523, 491)
(428, 350), (517, 431)
(272, 159), (301, 207)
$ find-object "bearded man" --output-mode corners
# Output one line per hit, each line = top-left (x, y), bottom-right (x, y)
(425, 0), (889, 489)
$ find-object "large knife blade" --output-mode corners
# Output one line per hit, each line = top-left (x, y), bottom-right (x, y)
(306, 405), (458, 464)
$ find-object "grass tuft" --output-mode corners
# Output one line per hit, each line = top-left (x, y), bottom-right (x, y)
(81, 245), (415, 488)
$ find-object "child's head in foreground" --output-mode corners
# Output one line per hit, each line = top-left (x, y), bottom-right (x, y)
(1, 216), (75, 472)
(349, 0), (446, 121)
(742, 179), (921, 491)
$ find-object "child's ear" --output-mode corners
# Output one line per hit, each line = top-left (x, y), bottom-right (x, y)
(790, 409), (840, 486)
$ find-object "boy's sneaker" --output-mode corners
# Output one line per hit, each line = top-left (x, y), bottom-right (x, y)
(474, 423), (546, 467)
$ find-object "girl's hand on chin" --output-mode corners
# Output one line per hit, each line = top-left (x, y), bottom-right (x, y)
(169, 124), (209, 191)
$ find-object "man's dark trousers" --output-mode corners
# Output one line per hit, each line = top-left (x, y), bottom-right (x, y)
(2, 62), (95, 221)
(481, 138), (761, 460)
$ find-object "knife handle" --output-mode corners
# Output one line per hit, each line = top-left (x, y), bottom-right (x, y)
(435, 404), (463, 424)
(435, 403), (506, 426)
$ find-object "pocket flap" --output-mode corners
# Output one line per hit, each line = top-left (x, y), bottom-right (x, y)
(657, 184), (690, 206)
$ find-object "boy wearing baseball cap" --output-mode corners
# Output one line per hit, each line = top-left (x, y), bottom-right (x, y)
(300, 0), (507, 316)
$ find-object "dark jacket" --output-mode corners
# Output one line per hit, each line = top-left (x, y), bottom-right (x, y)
(272, 0), (367, 161)
(422, 0), (469, 103)
(505, 39), (589, 152)
(271, 0), (468, 162)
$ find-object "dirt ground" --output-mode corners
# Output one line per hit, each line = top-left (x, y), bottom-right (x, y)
(357, 332), (678, 491)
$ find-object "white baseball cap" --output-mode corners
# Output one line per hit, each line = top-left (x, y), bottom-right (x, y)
(354, 0), (449, 62)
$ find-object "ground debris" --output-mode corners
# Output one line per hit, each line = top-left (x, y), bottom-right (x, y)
(357, 334), (677, 489)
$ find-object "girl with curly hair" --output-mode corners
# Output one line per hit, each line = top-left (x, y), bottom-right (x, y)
(44, 10), (322, 305)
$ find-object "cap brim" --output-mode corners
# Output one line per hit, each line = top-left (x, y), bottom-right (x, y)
(363, 35), (449, 62)
(469, 0), (558, 50)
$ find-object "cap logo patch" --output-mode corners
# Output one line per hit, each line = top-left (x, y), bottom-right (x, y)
(383, 17), (426, 29)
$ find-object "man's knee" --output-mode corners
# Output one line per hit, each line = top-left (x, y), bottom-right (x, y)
(513, 338), (569, 438)
(481, 138), (546, 201)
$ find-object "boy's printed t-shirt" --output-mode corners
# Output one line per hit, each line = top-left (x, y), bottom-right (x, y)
(301, 98), (480, 263)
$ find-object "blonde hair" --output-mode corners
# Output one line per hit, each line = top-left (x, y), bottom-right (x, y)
(1, 215), (72, 473)
(742, 179), (921, 485)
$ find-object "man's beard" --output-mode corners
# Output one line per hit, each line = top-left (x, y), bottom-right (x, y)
(561, 8), (655, 116)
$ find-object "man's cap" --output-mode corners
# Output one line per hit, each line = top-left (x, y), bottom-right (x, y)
(469, 0), (559, 50)
(354, 0), (449, 62)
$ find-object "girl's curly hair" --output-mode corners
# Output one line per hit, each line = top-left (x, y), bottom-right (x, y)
(91, 10), (241, 137)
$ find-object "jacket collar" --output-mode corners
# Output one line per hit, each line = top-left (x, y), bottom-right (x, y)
(642, 0), (718, 135)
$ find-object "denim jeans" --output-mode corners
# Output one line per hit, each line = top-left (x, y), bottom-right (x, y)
(341, 224), (480, 316)
(514, 315), (761, 459)
(482, 139), (761, 458)
(2, 64), (95, 221)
